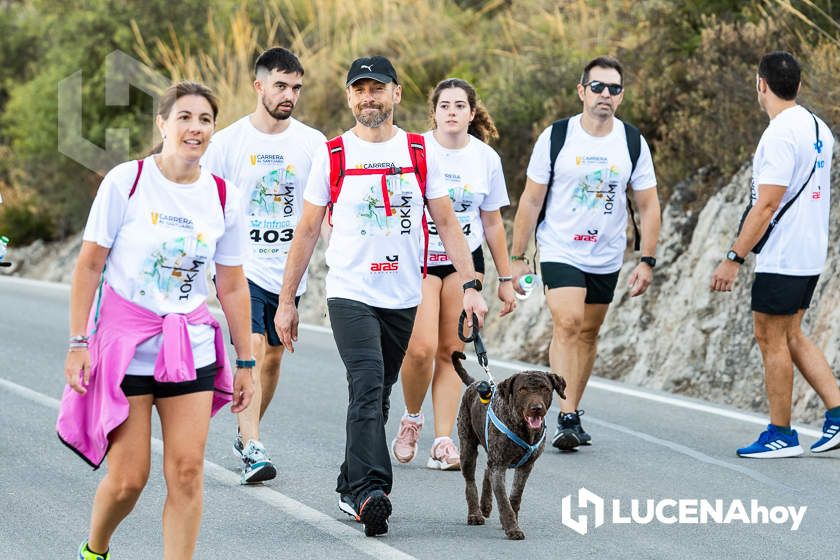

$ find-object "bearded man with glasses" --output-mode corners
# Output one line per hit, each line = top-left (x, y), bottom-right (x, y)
(511, 56), (661, 451)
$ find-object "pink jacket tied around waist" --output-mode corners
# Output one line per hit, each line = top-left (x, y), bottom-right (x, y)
(56, 282), (233, 468)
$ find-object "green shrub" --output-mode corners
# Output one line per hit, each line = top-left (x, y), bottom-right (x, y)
(0, 199), (56, 245)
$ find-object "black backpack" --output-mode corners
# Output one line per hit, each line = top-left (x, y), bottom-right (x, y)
(536, 117), (642, 250)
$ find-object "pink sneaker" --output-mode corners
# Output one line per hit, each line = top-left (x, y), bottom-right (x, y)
(391, 413), (423, 463)
(426, 437), (460, 470)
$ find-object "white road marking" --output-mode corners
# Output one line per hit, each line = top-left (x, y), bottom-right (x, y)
(584, 416), (801, 494)
(0, 376), (417, 560)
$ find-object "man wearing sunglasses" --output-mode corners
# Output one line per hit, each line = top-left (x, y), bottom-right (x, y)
(511, 56), (661, 451)
(711, 51), (840, 458)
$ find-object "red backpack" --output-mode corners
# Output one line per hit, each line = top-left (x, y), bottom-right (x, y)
(326, 132), (430, 276)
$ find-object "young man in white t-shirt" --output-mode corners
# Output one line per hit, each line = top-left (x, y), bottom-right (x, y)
(274, 56), (487, 537)
(511, 56), (661, 451)
(203, 48), (326, 484)
(711, 51), (840, 458)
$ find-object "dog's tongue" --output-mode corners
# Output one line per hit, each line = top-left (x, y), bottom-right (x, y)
(526, 415), (543, 429)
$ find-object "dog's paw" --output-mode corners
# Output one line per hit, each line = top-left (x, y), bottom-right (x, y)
(505, 527), (525, 540)
(467, 514), (485, 525)
(480, 501), (492, 518)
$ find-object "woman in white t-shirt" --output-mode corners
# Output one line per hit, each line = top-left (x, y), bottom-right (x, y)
(391, 79), (516, 470)
(61, 82), (254, 560)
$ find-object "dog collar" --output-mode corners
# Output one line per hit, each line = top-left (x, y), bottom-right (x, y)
(484, 388), (546, 469)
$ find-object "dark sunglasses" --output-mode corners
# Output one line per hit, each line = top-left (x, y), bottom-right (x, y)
(583, 81), (623, 95)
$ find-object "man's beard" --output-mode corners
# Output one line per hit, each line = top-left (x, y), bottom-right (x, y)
(264, 98), (293, 120)
(590, 101), (614, 119)
(355, 103), (392, 128)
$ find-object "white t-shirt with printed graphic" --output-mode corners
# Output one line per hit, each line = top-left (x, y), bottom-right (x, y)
(304, 128), (449, 309)
(83, 157), (247, 375)
(752, 105), (834, 276)
(202, 116), (326, 294)
(423, 132), (509, 266)
(526, 114), (657, 274)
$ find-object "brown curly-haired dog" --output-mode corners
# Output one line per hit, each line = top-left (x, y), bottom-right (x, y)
(452, 351), (566, 540)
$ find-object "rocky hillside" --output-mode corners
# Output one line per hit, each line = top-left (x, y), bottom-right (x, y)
(5, 144), (839, 424)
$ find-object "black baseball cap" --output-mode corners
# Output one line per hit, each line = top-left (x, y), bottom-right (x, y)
(346, 56), (399, 86)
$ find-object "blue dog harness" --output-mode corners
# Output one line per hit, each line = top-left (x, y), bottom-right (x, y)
(483, 386), (546, 469)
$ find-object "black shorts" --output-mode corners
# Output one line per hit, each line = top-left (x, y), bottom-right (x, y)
(425, 246), (485, 280)
(121, 364), (219, 398)
(751, 273), (819, 315)
(249, 279), (300, 347)
(540, 261), (620, 305)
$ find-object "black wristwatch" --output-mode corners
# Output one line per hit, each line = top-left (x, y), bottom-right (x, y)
(463, 279), (483, 292)
(726, 250), (745, 265)
(640, 256), (656, 268)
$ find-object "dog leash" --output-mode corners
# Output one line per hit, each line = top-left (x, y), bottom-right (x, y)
(458, 311), (494, 403)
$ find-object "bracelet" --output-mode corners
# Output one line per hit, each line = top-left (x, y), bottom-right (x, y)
(69, 335), (89, 343)
(510, 254), (529, 264)
(497, 276), (513, 282)
(236, 358), (256, 369)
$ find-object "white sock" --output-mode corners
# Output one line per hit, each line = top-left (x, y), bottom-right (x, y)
(403, 410), (423, 422)
(433, 436), (452, 447)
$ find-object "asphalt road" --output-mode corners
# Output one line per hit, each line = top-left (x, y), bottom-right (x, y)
(1, 275), (838, 559)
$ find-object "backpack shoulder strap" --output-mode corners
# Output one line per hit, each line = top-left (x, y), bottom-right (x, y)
(406, 133), (427, 196)
(211, 174), (227, 214)
(623, 121), (642, 175)
(326, 136), (346, 225)
(406, 132), (430, 277)
(623, 122), (643, 251)
(127, 159), (144, 199)
(536, 118), (569, 229)
(548, 118), (570, 190)
(770, 112), (821, 226)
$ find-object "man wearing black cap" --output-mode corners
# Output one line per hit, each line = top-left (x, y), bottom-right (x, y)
(275, 55), (487, 536)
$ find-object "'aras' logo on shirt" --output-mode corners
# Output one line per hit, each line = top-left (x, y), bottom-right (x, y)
(370, 254), (399, 272)
(573, 229), (599, 243)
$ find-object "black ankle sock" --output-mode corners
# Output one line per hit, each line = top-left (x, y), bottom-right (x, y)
(827, 405), (840, 419)
(85, 543), (108, 556)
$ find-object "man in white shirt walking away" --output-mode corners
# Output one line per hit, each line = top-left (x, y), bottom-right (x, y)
(711, 50), (840, 458)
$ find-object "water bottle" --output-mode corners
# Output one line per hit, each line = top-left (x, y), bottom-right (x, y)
(515, 274), (538, 300)
(0, 236), (8, 263)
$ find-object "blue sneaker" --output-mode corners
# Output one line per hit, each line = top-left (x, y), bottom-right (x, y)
(810, 412), (840, 453)
(737, 425), (803, 458)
